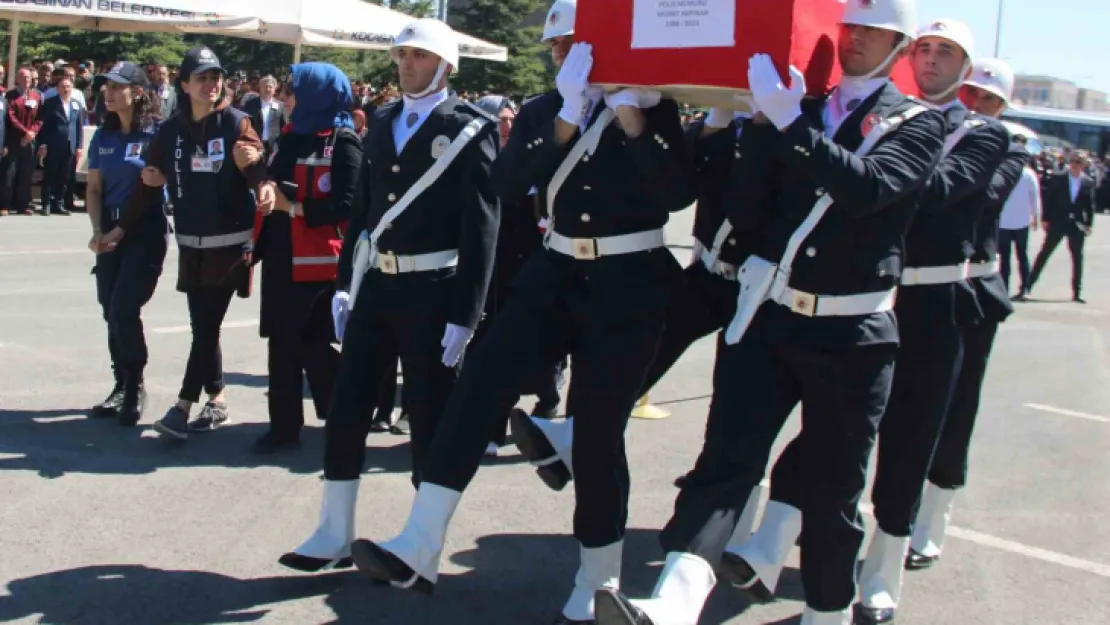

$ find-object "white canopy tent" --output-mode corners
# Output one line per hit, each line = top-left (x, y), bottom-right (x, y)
(0, 0), (507, 86)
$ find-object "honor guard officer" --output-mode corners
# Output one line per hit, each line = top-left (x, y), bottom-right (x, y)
(278, 18), (500, 574)
(594, 2), (948, 625)
(909, 57), (1031, 573)
(723, 20), (1011, 625)
(120, 46), (269, 439)
(2, 67), (42, 216)
(85, 62), (168, 427)
(509, 100), (780, 502)
(345, 7), (693, 625)
(236, 63), (362, 454)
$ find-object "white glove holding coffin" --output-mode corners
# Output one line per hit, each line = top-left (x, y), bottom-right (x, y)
(747, 53), (805, 131)
(556, 42), (594, 126)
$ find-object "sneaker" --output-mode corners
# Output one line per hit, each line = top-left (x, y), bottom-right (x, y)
(389, 413), (410, 436)
(251, 431), (300, 455)
(154, 406), (190, 440)
(188, 401), (231, 432)
(89, 382), (125, 419)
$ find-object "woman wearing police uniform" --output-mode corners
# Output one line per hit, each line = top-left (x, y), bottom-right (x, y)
(125, 46), (268, 440)
(85, 62), (167, 427)
(235, 63), (362, 454)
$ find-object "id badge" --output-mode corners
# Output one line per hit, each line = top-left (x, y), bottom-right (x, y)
(191, 156), (214, 173)
(207, 139), (226, 162)
(26, 99), (37, 109)
(125, 143), (144, 162)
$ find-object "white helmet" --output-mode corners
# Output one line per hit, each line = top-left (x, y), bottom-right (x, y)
(541, 0), (576, 43)
(840, 0), (918, 40)
(915, 18), (974, 101)
(915, 18), (974, 60)
(391, 18), (460, 73)
(965, 58), (1015, 103)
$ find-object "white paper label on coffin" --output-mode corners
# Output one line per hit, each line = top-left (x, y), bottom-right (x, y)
(631, 0), (736, 50)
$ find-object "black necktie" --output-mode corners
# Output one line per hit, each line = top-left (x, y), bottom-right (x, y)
(405, 112), (419, 128)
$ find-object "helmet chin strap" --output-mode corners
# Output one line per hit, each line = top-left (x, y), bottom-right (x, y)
(922, 58), (972, 104)
(853, 38), (910, 81)
(408, 60), (449, 99)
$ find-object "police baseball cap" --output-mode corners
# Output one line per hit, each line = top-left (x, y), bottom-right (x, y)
(179, 46), (227, 77)
(94, 62), (150, 90)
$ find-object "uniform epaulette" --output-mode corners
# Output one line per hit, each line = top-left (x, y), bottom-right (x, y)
(460, 100), (499, 123)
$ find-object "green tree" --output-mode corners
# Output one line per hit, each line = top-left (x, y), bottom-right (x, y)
(0, 22), (189, 68)
(448, 0), (553, 97)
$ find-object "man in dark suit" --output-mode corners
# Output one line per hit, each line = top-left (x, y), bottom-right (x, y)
(1029, 153), (1095, 302)
(241, 75), (283, 156)
(37, 75), (86, 215)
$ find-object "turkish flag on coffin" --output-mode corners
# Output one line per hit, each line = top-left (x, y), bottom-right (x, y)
(577, 0), (915, 108)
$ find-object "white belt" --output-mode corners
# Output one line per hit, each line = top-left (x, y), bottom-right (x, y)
(967, 258), (1001, 279)
(774, 286), (897, 317)
(374, 249), (458, 274)
(700, 247), (738, 281)
(175, 228), (254, 249)
(901, 262), (970, 286)
(545, 228), (665, 260)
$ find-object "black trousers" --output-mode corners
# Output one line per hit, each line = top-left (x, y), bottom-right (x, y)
(94, 231), (167, 380)
(999, 227), (1031, 293)
(1030, 224), (1086, 296)
(422, 250), (675, 547)
(658, 321), (896, 612)
(266, 282), (341, 439)
(324, 271), (458, 486)
(42, 143), (75, 212)
(928, 320), (1000, 490)
(179, 286), (236, 402)
(1, 143), (35, 212)
(639, 261), (739, 395)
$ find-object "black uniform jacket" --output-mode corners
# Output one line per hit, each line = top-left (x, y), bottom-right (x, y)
(744, 82), (947, 347)
(691, 117), (783, 268)
(905, 104), (1009, 326)
(491, 92), (694, 323)
(338, 93), (500, 331)
(972, 138), (1032, 322)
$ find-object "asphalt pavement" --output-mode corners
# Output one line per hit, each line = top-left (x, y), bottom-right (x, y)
(1, 209), (1108, 625)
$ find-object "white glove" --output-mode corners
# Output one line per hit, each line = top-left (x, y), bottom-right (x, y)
(441, 323), (475, 368)
(604, 88), (662, 110)
(331, 291), (350, 342)
(556, 42), (594, 126)
(747, 54), (805, 131)
(705, 107), (731, 129)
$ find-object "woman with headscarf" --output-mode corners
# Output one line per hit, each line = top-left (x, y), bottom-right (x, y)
(472, 94), (564, 458)
(234, 62), (363, 454)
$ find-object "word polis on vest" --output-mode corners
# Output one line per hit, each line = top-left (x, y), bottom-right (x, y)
(0, 0), (206, 20)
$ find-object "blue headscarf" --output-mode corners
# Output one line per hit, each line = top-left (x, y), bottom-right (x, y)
(288, 62), (355, 135)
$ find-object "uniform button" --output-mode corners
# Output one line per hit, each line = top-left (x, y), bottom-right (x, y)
(662, 143), (669, 150)
(728, 238), (737, 246)
(387, 193), (397, 202)
(815, 187), (825, 196)
(734, 151), (742, 159)
(806, 247), (817, 258)
(580, 213), (591, 222)
(391, 165), (400, 173)
(583, 185), (592, 191)
(537, 138), (544, 145)
(582, 155), (590, 163)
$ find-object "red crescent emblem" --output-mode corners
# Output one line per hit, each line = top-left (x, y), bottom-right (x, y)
(861, 113), (882, 136)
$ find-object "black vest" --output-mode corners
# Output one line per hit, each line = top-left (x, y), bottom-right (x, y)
(158, 107), (254, 238)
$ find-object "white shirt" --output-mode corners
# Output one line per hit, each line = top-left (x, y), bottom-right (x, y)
(259, 97), (279, 140)
(1000, 167), (1042, 230)
(392, 89), (450, 153)
(1069, 172), (1082, 203)
(43, 87), (85, 108)
(822, 76), (888, 138)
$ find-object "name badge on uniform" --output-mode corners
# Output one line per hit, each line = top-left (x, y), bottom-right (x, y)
(431, 135), (451, 159)
(191, 156), (215, 173)
(26, 100), (37, 109)
(125, 143), (143, 162)
(270, 101), (281, 110)
(207, 139), (226, 162)
(323, 146), (334, 159)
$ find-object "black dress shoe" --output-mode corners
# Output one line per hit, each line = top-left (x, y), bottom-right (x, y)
(508, 408), (571, 491)
(853, 603), (895, 624)
(350, 539), (434, 594)
(389, 414), (411, 436)
(89, 382), (125, 419)
(1074, 295), (1087, 304)
(252, 431), (301, 454)
(904, 549), (938, 571)
(594, 588), (655, 625)
(718, 552), (775, 603)
(278, 552), (354, 572)
(532, 404), (559, 420)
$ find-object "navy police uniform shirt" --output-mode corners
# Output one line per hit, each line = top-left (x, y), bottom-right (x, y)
(88, 126), (165, 232)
